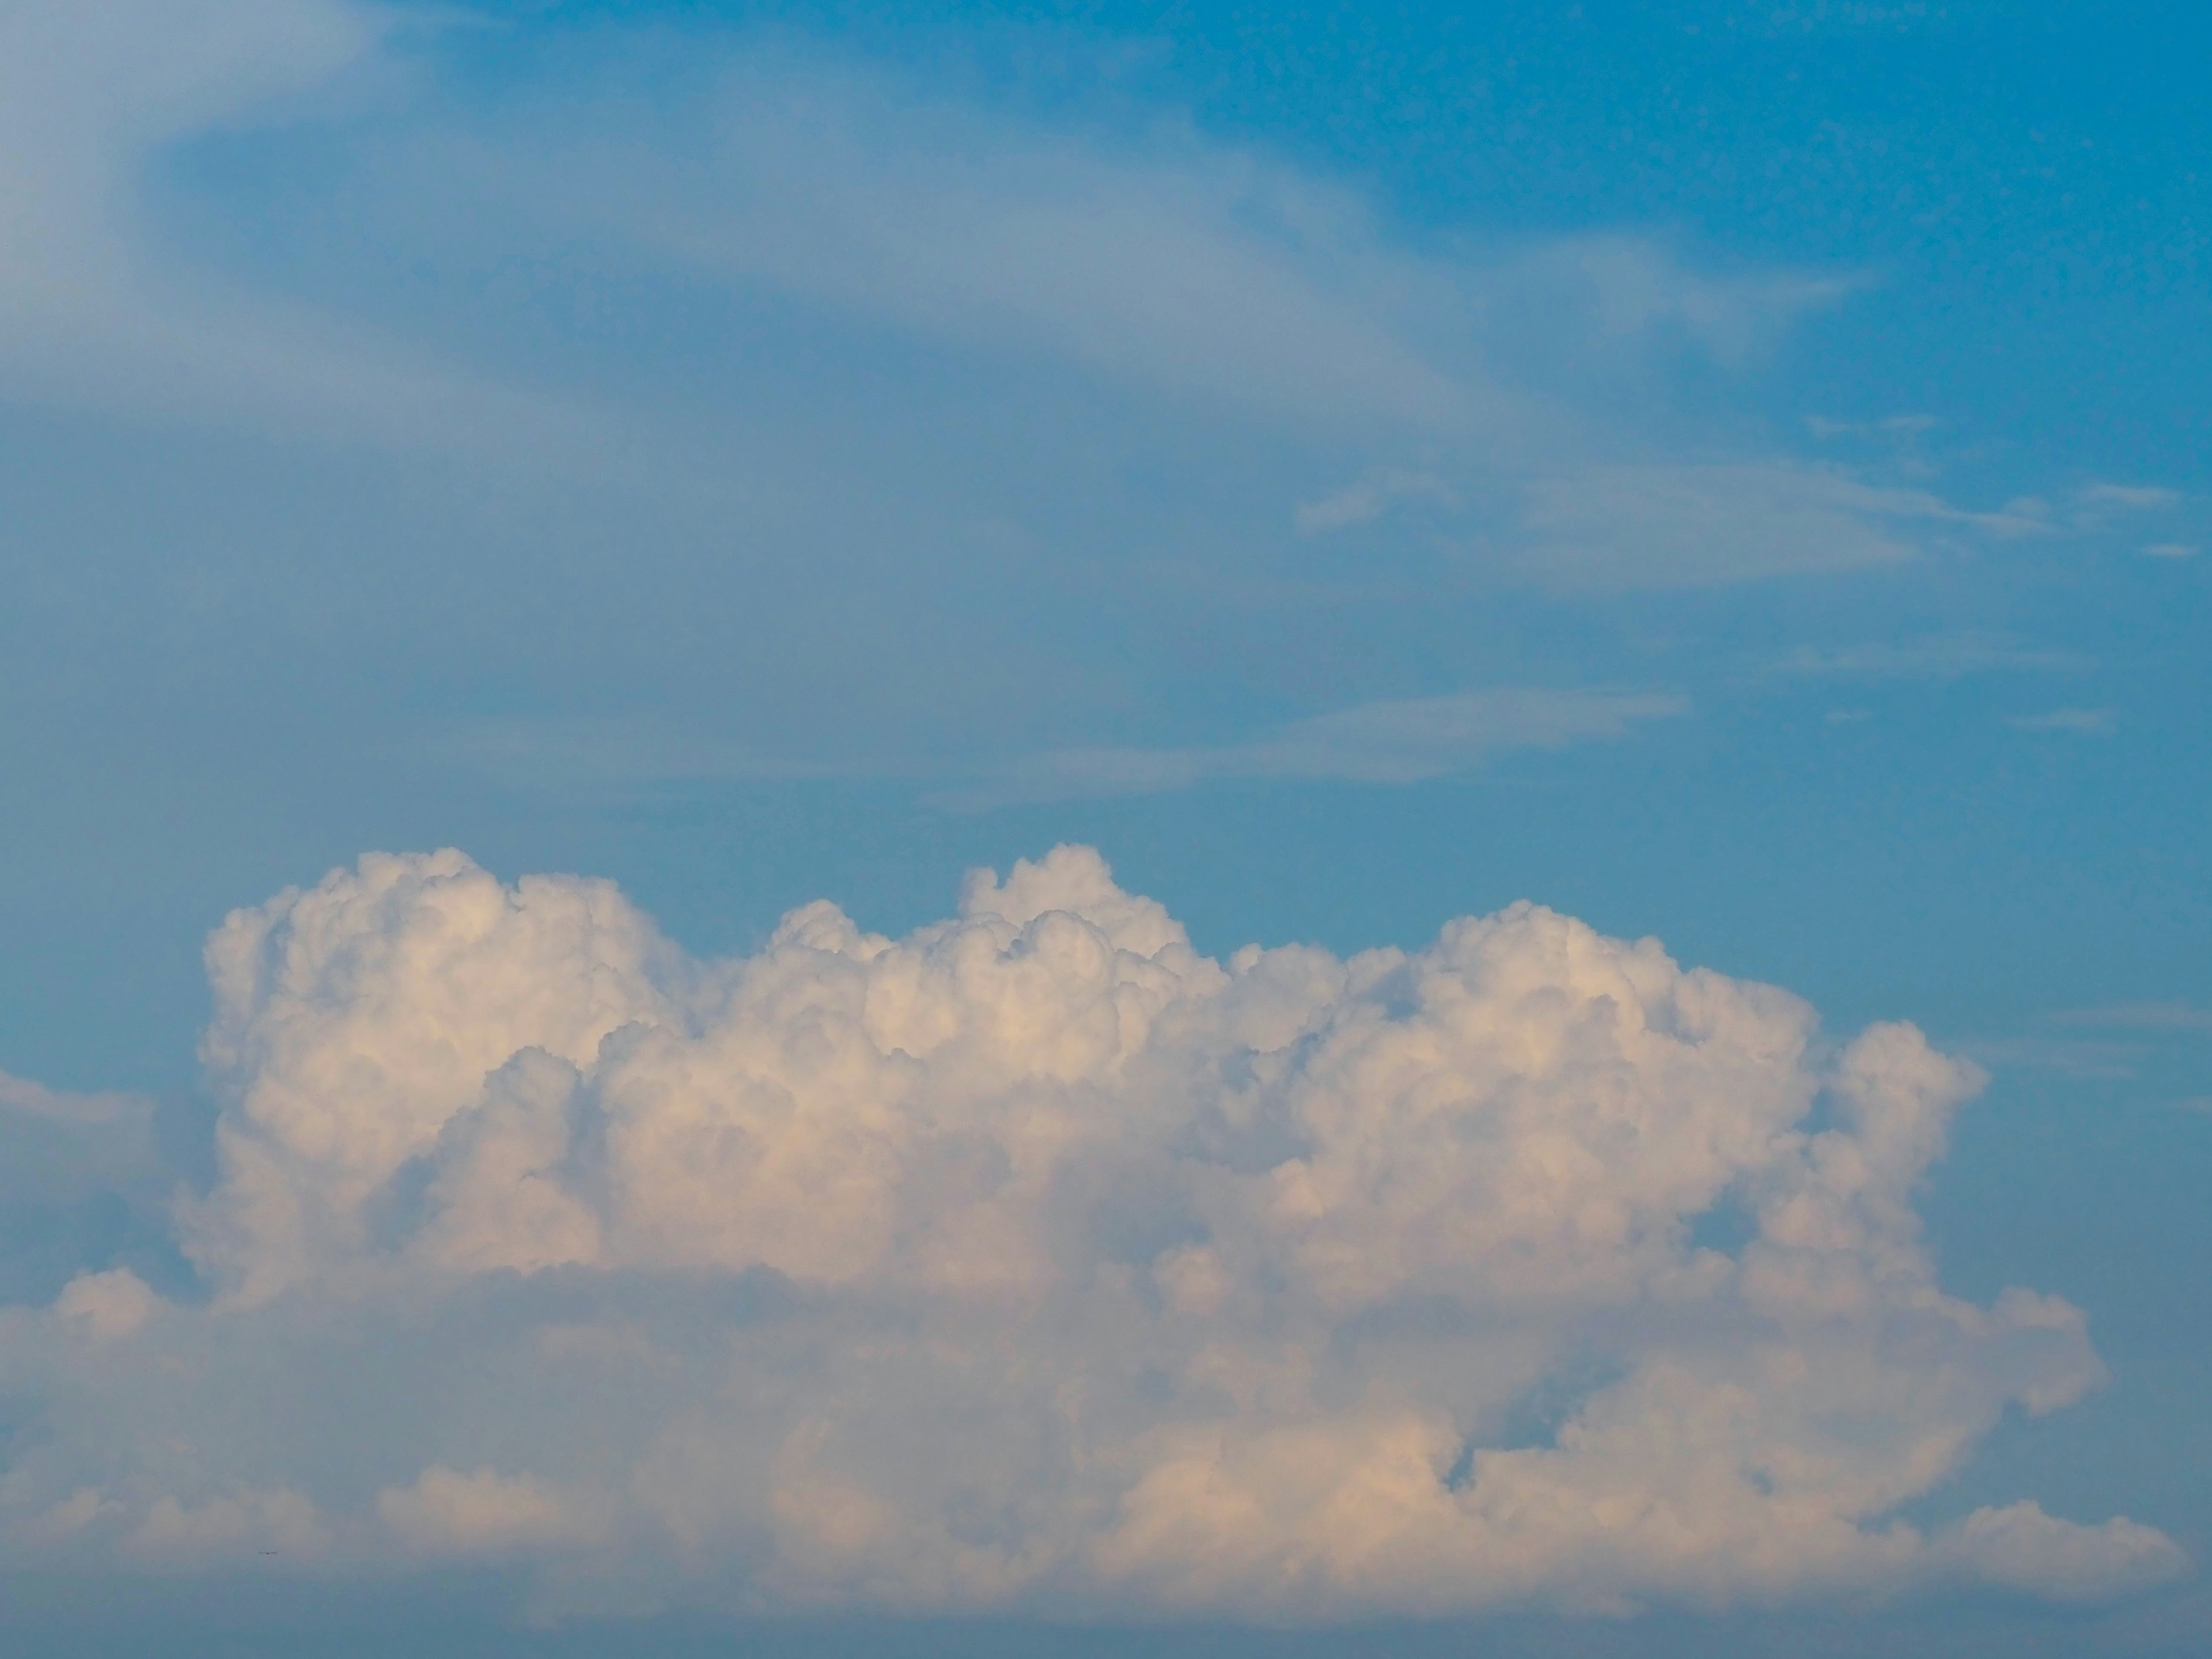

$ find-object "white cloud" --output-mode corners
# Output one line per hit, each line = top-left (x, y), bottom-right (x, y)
(430, 718), (866, 796)
(0, 846), (2180, 1622)
(1518, 235), (1862, 363)
(0, 0), (592, 452)
(1806, 413), (1939, 441)
(2007, 707), (2116, 736)
(378, 1465), (613, 1559)
(0, 1), (2055, 608)
(337, 34), (2031, 592)
(53, 1267), (157, 1343)
(0, 1071), (165, 1267)
(1950, 1037), (2142, 1081)
(1294, 468), (1459, 536)
(1774, 633), (2089, 680)
(2054, 1002), (2212, 1033)
(438, 691), (1681, 808)
(2075, 482), (2181, 514)
(565, 52), (1470, 435)
(946, 688), (1687, 808)
(1513, 464), (2047, 590)
(123, 1487), (329, 1570)
(2144, 542), (2199, 559)
(1930, 1501), (2188, 1603)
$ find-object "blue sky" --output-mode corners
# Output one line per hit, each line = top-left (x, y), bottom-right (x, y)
(0, 1), (2207, 1651)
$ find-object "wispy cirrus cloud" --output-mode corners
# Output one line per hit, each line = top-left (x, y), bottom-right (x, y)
(443, 689), (1688, 812)
(0, 0), (592, 456)
(2054, 1002), (2212, 1033)
(1294, 467), (1458, 536)
(366, 39), (2043, 594)
(1951, 1037), (2146, 1081)
(2008, 707), (2116, 736)
(1512, 463), (2052, 590)
(2074, 482), (2182, 516)
(1806, 412), (1939, 441)
(1772, 632), (2091, 680)
(936, 687), (1688, 808)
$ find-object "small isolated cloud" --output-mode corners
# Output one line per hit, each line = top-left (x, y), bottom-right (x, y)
(1931, 1501), (2188, 1603)
(1294, 468), (1458, 535)
(1775, 632), (2088, 681)
(954, 688), (1685, 808)
(2008, 707), (2116, 736)
(0, 847), (2181, 1625)
(2144, 542), (2199, 559)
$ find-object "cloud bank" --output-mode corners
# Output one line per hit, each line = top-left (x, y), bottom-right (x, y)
(0, 848), (2183, 1623)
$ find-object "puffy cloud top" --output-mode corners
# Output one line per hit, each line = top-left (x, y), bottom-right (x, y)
(0, 847), (2185, 1620)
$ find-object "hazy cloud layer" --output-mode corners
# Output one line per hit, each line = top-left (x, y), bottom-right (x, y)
(0, 0), (590, 453)
(0, 849), (2182, 1622)
(0, 0), (2085, 597)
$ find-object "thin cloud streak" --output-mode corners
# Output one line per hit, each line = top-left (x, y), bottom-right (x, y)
(2054, 1002), (2212, 1033)
(939, 688), (1689, 808)
(1772, 633), (2092, 681)
(440, 691), (1688, 811)
(2008, 707), (2116, 736)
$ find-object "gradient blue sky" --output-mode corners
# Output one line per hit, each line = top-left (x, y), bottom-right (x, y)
(1, 1), (2207, 1651)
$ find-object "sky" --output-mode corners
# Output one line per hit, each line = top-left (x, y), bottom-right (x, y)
(0, 0), (2207, 1652)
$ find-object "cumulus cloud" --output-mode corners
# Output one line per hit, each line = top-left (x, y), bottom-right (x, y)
(0, 1070), (169, 1304)
(378, 1466), (613, 1559)
(0, 846), (2181, 1623)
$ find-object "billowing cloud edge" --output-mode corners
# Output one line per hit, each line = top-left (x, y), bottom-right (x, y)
(0, 846), (2186, 1623)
